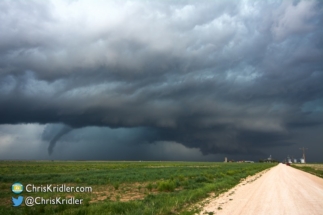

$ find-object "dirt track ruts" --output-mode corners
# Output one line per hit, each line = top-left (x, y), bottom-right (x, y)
(200, 163), (323, 215)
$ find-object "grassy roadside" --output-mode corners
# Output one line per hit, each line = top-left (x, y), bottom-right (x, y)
(292, 164), (323, 178)
(0, 161), (275, 215)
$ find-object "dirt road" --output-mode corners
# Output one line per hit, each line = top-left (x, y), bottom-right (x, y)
(200, 163), (323, 215)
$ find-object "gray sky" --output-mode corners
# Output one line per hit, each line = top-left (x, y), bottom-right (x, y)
(0, 0), (322, 162)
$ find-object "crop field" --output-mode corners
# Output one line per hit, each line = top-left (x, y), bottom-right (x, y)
(0, 161), (275, 215)
(292, 164), (323, 178)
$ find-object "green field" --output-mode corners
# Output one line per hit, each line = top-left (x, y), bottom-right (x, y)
(292, 164), (323, 178)
(0, 161), (275, 215)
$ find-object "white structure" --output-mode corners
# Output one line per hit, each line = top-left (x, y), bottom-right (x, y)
(294, 159), (297, 163)
(268, 155), (272, 161)
(300, 158), (305, 163)
(287, 156), (292, 163)
(224, 157), (227, 163)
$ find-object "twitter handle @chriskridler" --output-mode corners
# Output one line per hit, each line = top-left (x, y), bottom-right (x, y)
(12, 196), (83, 207)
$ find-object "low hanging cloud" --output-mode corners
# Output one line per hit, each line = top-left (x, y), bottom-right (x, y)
(0, 0), (322, 158)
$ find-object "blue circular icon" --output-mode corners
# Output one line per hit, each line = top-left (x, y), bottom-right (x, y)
(12, 183), (23, 194)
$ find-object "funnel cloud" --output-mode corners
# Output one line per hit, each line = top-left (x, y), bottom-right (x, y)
(48, 126), (73, 155)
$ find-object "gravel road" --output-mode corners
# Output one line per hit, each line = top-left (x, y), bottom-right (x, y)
(200, 163), (323, 215)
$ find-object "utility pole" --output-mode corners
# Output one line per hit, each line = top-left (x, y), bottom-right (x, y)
(299, 147), (308, 163)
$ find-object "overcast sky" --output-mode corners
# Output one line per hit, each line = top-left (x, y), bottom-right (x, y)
(0, 0), (322, 162)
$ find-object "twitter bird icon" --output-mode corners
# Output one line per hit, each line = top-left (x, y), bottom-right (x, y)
(12, 196), (23, 207)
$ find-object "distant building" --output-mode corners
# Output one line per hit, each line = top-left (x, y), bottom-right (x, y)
(300, 158), (305, 163)
(265, 155), (272, 163)
(287, 156), (292, 163)
(260, 155), (278, 163)
(224, 157), (227, 163)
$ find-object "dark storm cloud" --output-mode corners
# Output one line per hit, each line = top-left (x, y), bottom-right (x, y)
(0, 0), (322, 158)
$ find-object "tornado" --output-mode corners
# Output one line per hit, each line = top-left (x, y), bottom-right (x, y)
(48, 126), (73, 155)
